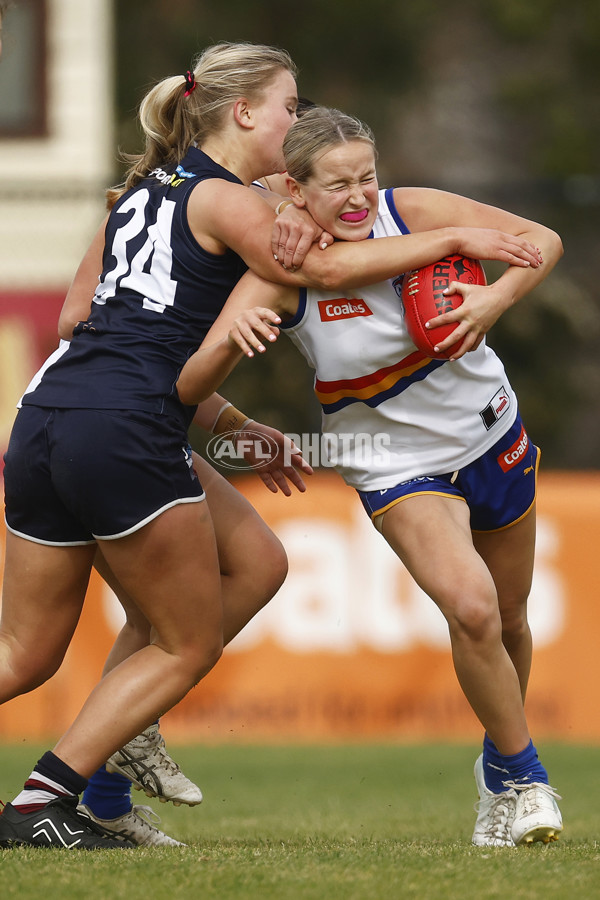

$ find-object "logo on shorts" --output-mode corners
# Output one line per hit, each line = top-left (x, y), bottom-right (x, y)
(480, 386), (511, 430)
(498, 424), (529, 472)
(318, 299), (373, 322)
(397, 476), (435, 489)
(182, 443), (199, 481)
(182, 443), (193, 468)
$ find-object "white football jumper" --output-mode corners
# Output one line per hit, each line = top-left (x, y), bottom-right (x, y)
(281, 188), (518, 491)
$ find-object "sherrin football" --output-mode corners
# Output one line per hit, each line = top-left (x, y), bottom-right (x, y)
(401, 254), (486, 359)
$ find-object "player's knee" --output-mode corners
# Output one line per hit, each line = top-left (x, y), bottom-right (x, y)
(182, 636), (224, 685)
(450, 599), (501, 645)
(238, 532), (288, 611)
(204, 638), (224, 673)
(0, 649), (62, 696)
(260, 534), (288, 599)
(501, 605), (530, 643)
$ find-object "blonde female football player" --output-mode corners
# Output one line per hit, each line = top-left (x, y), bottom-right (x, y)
(176, 106), (564, 848)
(0, 41), (306, 851)
(57, 245), (314, 847)
(55, 210), (315, 847)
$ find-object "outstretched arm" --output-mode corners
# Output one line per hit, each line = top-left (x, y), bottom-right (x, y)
(178, 181), (565, 400)
(189, 179), (545, 294)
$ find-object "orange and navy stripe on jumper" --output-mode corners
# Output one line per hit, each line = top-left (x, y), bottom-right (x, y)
(315, 350), (446, 414)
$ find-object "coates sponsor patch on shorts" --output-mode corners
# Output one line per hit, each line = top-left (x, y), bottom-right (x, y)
(498, 423), (529, 472)
(479, 386), (511, 430)
(318, 299), (373, 322)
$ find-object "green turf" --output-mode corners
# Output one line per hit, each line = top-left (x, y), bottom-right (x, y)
(1, 743), (598, 899)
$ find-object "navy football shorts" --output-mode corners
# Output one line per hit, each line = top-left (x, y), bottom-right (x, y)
(3, 406), (205, 546)
(357, 414), (540, 533)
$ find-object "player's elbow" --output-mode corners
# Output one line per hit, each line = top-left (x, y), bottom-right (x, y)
(176, 376), (201, 406)
(57, 312), (76, 341)
(542, 226), (564, 265)
(550, 228), (564, 262)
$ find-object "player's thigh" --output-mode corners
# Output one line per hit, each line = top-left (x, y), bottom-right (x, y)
(97, 499), (222, 656)
(472, 505), (536, 616)
(94, 548), (151, 635)
(193, 453), (287, 579)
(0, 532), (96, 667)
(380, 494), (496, 615)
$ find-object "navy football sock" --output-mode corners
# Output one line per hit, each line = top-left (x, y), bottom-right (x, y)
(12, 750), (89, 813)
(482, 734), (549, 793)
(81, 765), (133, 819)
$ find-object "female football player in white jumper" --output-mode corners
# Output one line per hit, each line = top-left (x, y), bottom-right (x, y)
(177, 106), (564, 848)
(0, 44), (543, 850)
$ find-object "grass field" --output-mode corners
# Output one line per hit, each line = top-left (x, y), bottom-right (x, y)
(1, 742), (599, 899)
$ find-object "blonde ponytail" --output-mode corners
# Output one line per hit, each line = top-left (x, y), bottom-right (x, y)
(107, 42), (297, 208)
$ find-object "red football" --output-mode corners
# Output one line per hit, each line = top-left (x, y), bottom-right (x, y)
(401, 254), (486, 359)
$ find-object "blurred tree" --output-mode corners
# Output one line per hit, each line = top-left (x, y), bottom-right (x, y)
(113, 0), (600, 468)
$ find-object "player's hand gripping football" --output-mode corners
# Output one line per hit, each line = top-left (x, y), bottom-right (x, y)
(427, 280), (513, 360)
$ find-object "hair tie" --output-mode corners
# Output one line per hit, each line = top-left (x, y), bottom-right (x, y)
(183, 70), (196, 98)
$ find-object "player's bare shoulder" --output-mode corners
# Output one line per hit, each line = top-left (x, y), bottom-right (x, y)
(391, 186), (452, 232)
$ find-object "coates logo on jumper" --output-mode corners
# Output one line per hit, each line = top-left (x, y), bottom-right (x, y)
(205, 429), (279, 471)
(498, 424), (530, 472)
(318, 299), (373, 322)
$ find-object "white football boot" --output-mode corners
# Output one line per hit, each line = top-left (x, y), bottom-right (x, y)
(509, 781), (563, 845)
(78, 803), (185, 847)
(106, 724), (203, 806)
(472, 754), (517, 847)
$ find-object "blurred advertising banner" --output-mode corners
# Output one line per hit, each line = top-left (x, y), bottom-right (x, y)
(1, 469), (599, 743)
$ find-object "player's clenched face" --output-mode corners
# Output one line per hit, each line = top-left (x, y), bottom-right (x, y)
(290, 141), (379, 242)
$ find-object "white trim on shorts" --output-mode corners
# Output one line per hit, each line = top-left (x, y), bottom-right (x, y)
(93, 492), (206, 541)
(4, 518), (96, 547)
(4, 494), (206, 547)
